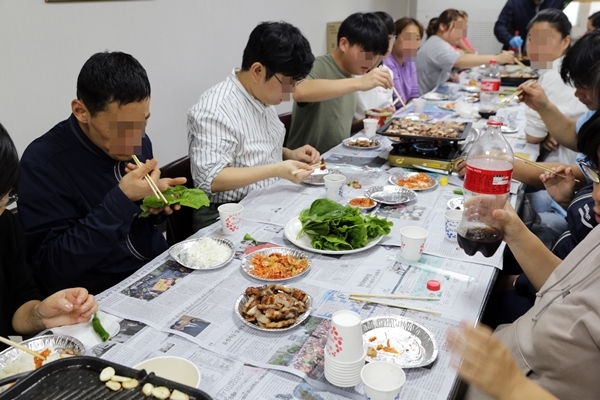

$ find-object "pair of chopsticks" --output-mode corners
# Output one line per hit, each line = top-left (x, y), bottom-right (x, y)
(514, 57), (527, 70)
(514, 154), (580, 183)
(376, 64), (407, 110)
(349, 293), (442, 315)
(131, 155), (168, 204)
(291, 159), (326, 175)
(488, 79), (535, 113)
(0, 336), (46, 360)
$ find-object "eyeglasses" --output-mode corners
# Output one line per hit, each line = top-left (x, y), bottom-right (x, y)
(578, 158), (600, 184)
(272, 74), (304, 88)
(0, 193), (18, 210)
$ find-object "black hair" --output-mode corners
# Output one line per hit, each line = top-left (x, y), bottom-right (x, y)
(527, 9), (571, 38)
(426, 9), (468, 39)
(374, 11), (395, 36)
(76, 51), (151, 117)
(589, 11), (600, 31)
(0, 123), (19, 196)
(577, 60), (600, 165)
(561, 30), (600, 89)
(337, 12), (389, 55)
(395, 17), (424, 39)
(241, 21), (314, 81)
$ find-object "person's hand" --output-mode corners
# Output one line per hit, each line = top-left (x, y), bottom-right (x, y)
(358, 67), (393, 91)
(453, 158), (466, 178)
(517, 82), (550, 111)
(288, 145), (320, 164)
(541, 134), (559, 152)
(274, 160), (314, 183)
(448, 323), (527, 400)
(35, 288), (98, 329)
(489, 201), (528, 245)
(496, 50), (515, 65)
(509, 36), (524, 49)
(121, 159), (187, 215)
(384, 104), (396, 113)
(540, 165), (576, 207)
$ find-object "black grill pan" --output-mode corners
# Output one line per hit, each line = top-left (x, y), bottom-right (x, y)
(0, 356), (212, 400)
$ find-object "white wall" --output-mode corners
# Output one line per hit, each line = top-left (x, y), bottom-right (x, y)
(0, 0), (409, 164)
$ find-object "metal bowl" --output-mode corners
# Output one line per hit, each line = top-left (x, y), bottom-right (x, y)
(365, 185), (417, 205)
(362, 316), (438, 368)
(389, 173), (438, 192)
(169, 237), (234, 270)
(241, 247), (311, 282)
(347, 196), (377, 211)
(0, 334), (85, 376)
(234, 288), (313, 332)
(342, 137), (381, 150)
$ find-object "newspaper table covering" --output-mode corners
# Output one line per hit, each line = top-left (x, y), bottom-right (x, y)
(91, 99), (537, 399)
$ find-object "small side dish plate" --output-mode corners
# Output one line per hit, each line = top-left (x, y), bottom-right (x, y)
(447, 197), (464, 210)
(389, 173), (438, 191)
(342, 137), (382, 150)
(422, 92), (449, 101)
(347, 196), (377, 211)
(169, 237), (235, 270)
(241, 247), (311, 282)
(364, 185), (417, 205)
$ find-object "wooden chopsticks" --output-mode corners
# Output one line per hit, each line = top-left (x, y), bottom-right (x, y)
(391, 87), (407, 110)
(514, 58), (527, 70)
(292, 158), (326, 175)
(131, 155), (168, 204)
(488, 79), (535, 113)
(349, 295), (442, 315)
(0, 336), (46, 360)
(350, 293), (440, 301)
(514, 154), (580, 183)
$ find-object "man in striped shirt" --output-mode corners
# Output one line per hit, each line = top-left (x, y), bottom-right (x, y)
(188, 22), (319, 231)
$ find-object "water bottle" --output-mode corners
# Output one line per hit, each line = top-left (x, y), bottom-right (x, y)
(479, 60), (501, 113)
(457, 118), (514, 257)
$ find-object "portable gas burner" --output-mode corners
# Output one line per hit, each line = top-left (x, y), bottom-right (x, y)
(388, 139), (464, 173)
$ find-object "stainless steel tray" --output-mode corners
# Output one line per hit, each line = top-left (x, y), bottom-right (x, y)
(389, 173), (438, 192)
(241, 247), (311, 282)
(365, 186), (417, 205)
(362, 316), (438, 368)
(169, 237), (234, 270)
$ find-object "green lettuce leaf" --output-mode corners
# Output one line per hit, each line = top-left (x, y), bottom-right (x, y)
(139, 185), (210, 217)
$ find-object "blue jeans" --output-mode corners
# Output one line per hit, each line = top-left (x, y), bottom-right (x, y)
(527, 191), (568, 249)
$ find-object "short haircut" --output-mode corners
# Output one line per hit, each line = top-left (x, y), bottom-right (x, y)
(561, 30), (600, 89)
(589, 11), (600, 30)
(394, 17), (424, 39)
(374, 11), (395, 36)
(0, 123), (19, 195)
(241, 21), (315, 81)
(528, 8), (571, 38)
(76, 51), (151, 117)
(337, 12), (389, 55)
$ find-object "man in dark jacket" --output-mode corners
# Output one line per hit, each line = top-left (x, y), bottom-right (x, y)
(19, 52), (186, 295)
(494, 0), (563, 53)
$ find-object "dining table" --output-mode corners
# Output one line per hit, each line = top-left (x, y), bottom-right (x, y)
(58, 84), (540, 400)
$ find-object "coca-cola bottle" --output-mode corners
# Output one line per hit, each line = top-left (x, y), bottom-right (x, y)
(479, 60), (501, 113)
(457, 118), (514, 257)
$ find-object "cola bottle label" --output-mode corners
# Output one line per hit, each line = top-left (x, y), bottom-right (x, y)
(464, 165), (513, 194)
(481, 79), (500, 92)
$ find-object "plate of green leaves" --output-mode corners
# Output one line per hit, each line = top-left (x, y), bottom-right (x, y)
(139, 185), (209, 217)
(284, 199), (393, 255)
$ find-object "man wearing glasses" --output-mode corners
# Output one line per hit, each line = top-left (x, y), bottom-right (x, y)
(187, 21), (319, 231)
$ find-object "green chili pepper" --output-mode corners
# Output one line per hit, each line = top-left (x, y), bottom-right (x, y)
(92, 313), (110, 342)
(452, 188), (464, 195)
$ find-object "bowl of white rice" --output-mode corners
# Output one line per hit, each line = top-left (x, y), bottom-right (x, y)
(0, 334), (84, 383)
(169, 237), (235, 270)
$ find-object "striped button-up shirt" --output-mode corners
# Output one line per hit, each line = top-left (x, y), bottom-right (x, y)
(187, 69), (285, 204)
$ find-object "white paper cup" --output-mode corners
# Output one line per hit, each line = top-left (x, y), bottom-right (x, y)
(362, 118), (379, 138)
(361, 361), (406, 400)
(134, 356), (201, 388)
(218, 203), (243, 235)
(444, 209), (463, 241)
(326, 310), (364, 363)
(323, 174), (346, 201)
(412, 98), (426, 114)
(400, 226), (428, 261)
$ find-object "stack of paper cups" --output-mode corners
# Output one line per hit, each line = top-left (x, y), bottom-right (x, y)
(324, 310), (366, 387)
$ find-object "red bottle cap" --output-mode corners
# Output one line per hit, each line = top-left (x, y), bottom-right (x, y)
(427, 280), (441, 291)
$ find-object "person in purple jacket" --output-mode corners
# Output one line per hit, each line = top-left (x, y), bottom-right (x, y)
(383, 17), (423, 106)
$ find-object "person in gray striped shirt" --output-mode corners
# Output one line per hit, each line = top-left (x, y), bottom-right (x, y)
(188, 22), (319, 231)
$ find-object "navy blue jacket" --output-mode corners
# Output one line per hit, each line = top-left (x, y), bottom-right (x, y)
(494, 0), (563, 51)
(19, 115), (168, 295)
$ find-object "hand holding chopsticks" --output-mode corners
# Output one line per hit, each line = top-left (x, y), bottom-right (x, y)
(291, 158), (326, 175)
(0, 336), (46, 360)
(131, 155), (168, 204)
(488, 79), (536, 113)
(514, 154), (580, 183)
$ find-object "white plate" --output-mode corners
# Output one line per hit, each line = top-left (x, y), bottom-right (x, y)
(347, 196), (377, 211)
(447, 197), (464, 210)
(241, 247), (311, 282)
(402, 113), (433, 122)
(302, 169), (331, 186)
(284, 216), (382, 255)
(50, 311), (121, 347)
(422, 92), (449, 101)
(437, 102), (456, 111)
(389, 173), (438, 191)
(342, 137), (381, 150)
(462, 86), (480, 93)
(501, 125), (518, 134)
(235, 287), (313, 332)
(364, 185), (417, 205)
(169, 237), (234, 270)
